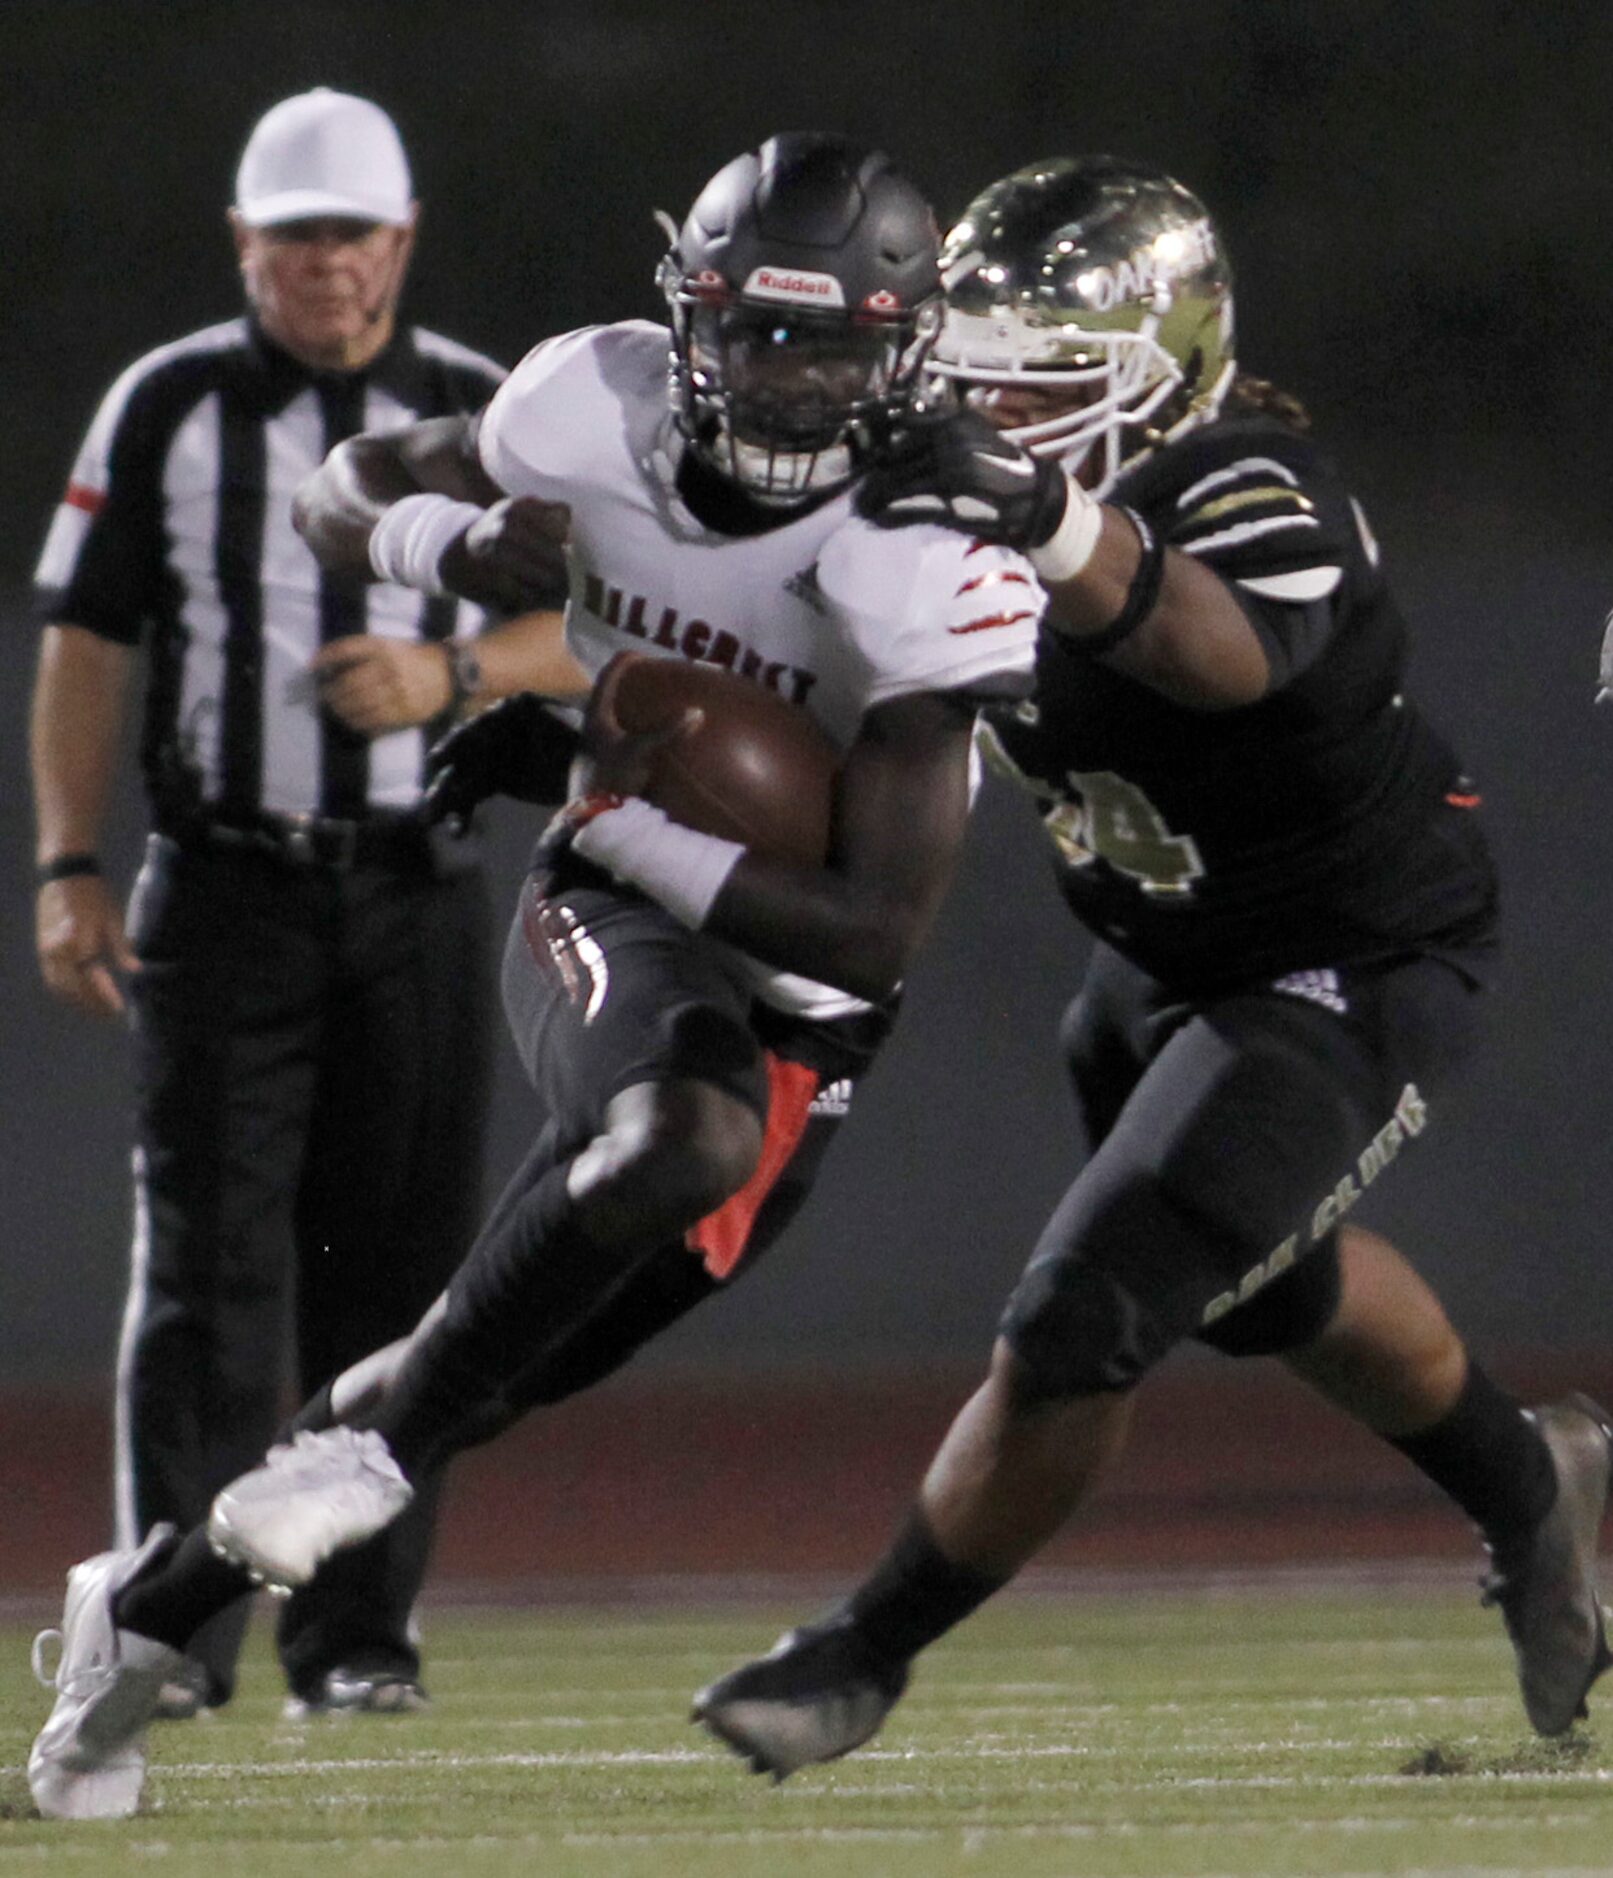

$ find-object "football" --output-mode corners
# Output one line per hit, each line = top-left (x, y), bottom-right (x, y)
(580, 652), (838, 865)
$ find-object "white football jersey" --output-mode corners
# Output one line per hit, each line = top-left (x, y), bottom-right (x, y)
(479, 320), (1041, 1016)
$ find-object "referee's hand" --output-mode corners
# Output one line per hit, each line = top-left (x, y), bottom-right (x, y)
(309, 636), (453, 735)
(37, 875), (139, 1018)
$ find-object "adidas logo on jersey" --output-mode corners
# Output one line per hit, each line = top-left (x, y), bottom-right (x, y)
(809, 1078), (853, 1117)
(783, 564), (827, 615)
(1271, 968), (1347, 1015)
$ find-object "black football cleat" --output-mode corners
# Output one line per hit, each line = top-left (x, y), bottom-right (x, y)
(692, 1615), (909, 1780)
(1481, 1393), (1613, 1736)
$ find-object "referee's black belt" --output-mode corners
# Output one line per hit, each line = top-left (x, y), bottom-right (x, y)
(159, 807), (447, 873)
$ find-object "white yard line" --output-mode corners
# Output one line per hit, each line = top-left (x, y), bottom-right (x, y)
(152, 1742), (1613, 1783)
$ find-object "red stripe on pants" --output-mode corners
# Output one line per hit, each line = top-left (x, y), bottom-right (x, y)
(686, 1053), (821, 1279)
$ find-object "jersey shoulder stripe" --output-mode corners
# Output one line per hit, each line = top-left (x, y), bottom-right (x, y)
(1121, 420), (1356, 590)
(1173, 454), (1302, 509)
(947, 547), (1041, 636)
(1170, 454), (1323, 563)
(819, 521), (1039, 708)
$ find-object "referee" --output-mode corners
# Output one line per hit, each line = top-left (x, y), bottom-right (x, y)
(29, 90), (578, 1720)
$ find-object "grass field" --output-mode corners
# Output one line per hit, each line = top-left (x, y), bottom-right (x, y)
(2, 1584), (1611, 1877)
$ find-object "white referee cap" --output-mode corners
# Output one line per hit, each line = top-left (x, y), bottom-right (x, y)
(234, 88), (413, 227)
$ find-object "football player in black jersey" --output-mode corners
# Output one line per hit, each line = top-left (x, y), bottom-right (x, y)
(694, 157), (1613, 1775)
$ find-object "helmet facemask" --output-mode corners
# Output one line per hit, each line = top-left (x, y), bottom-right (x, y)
(666, 275), (939, 506)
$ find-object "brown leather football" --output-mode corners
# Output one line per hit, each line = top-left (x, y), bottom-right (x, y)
(583, 652), (837, 865)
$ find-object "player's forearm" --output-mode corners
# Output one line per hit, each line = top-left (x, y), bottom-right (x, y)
(293, 435), (428, 577)
(702, 692), (971, 998)
(294, 415), (496, 579)
(570, 808), (949, 1003)
(31, 625), (134, 862)
(1040, 508), (1271, 709)
(706, 857), (949, 1002)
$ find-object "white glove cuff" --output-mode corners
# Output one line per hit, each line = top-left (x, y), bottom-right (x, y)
(1026, 476), (1103, 584)
(572, 796), (746, 930)
(368, 493), (485, 596)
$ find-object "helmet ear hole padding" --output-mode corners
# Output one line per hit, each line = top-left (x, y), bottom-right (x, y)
(929, 157), (1236, 495)
(660, 133), (942, 506)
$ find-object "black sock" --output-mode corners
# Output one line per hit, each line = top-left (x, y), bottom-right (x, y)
(1388, 1361), (1557, 1546)
(843, 1511), (1008, 1667)
(369, 1161), (623, 1479)
(113, 1527), (256, 1653)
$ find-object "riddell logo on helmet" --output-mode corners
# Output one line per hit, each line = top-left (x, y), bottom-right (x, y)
(745, 265), (846, 307)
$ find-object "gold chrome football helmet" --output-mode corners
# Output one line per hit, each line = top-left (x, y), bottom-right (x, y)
(932, 157), (1235, 494)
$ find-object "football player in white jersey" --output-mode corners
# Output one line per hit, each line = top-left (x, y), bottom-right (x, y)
(26, 134), (1042, 1820)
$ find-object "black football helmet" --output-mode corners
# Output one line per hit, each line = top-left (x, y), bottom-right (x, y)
(660, 133), (942, 505)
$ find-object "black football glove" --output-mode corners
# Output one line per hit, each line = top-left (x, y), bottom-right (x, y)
(855, 407), (1070, 549)
(423, 692), (579, 830)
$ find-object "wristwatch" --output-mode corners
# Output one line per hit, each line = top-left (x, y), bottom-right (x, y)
(445, 639), (483, 710)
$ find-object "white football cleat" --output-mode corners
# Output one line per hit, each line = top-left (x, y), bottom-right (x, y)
(206, 1427), (414, 1593)
(29, 1524), (187, 1820)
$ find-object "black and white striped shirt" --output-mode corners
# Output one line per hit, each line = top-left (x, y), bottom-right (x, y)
(33, 317), (504, 822)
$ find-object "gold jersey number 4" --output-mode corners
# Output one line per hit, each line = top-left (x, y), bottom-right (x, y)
(1047, 770), (1204, 897)
(977, 721), (1206, 898)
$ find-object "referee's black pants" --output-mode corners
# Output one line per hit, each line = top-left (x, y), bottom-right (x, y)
(122, 833), (494, 1703)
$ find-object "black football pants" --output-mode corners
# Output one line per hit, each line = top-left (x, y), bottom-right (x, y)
(360, 872), (883, 1473)
(122, 835), (493, 1701)
(999, 943), (1486, 1398)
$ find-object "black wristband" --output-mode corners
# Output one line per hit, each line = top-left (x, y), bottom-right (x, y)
(37, 852), (101, 885)
(1067, 508), (1166, 657)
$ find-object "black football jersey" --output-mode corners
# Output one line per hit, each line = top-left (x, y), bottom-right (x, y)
(981, 415), (1499, 991)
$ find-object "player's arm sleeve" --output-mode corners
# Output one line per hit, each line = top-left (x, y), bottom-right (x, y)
(1160, 445), (1362, 687)
(32, 369), (165, 646)
(819, 525), (1041, 714)
(475, 327), (602, 500)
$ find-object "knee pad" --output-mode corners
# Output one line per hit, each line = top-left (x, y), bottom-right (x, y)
(999, 1178), (1225, 1400)
(1000, 1260), (1154, 1399)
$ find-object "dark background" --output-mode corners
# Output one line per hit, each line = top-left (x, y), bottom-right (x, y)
(5, 0), (1613, 1386)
